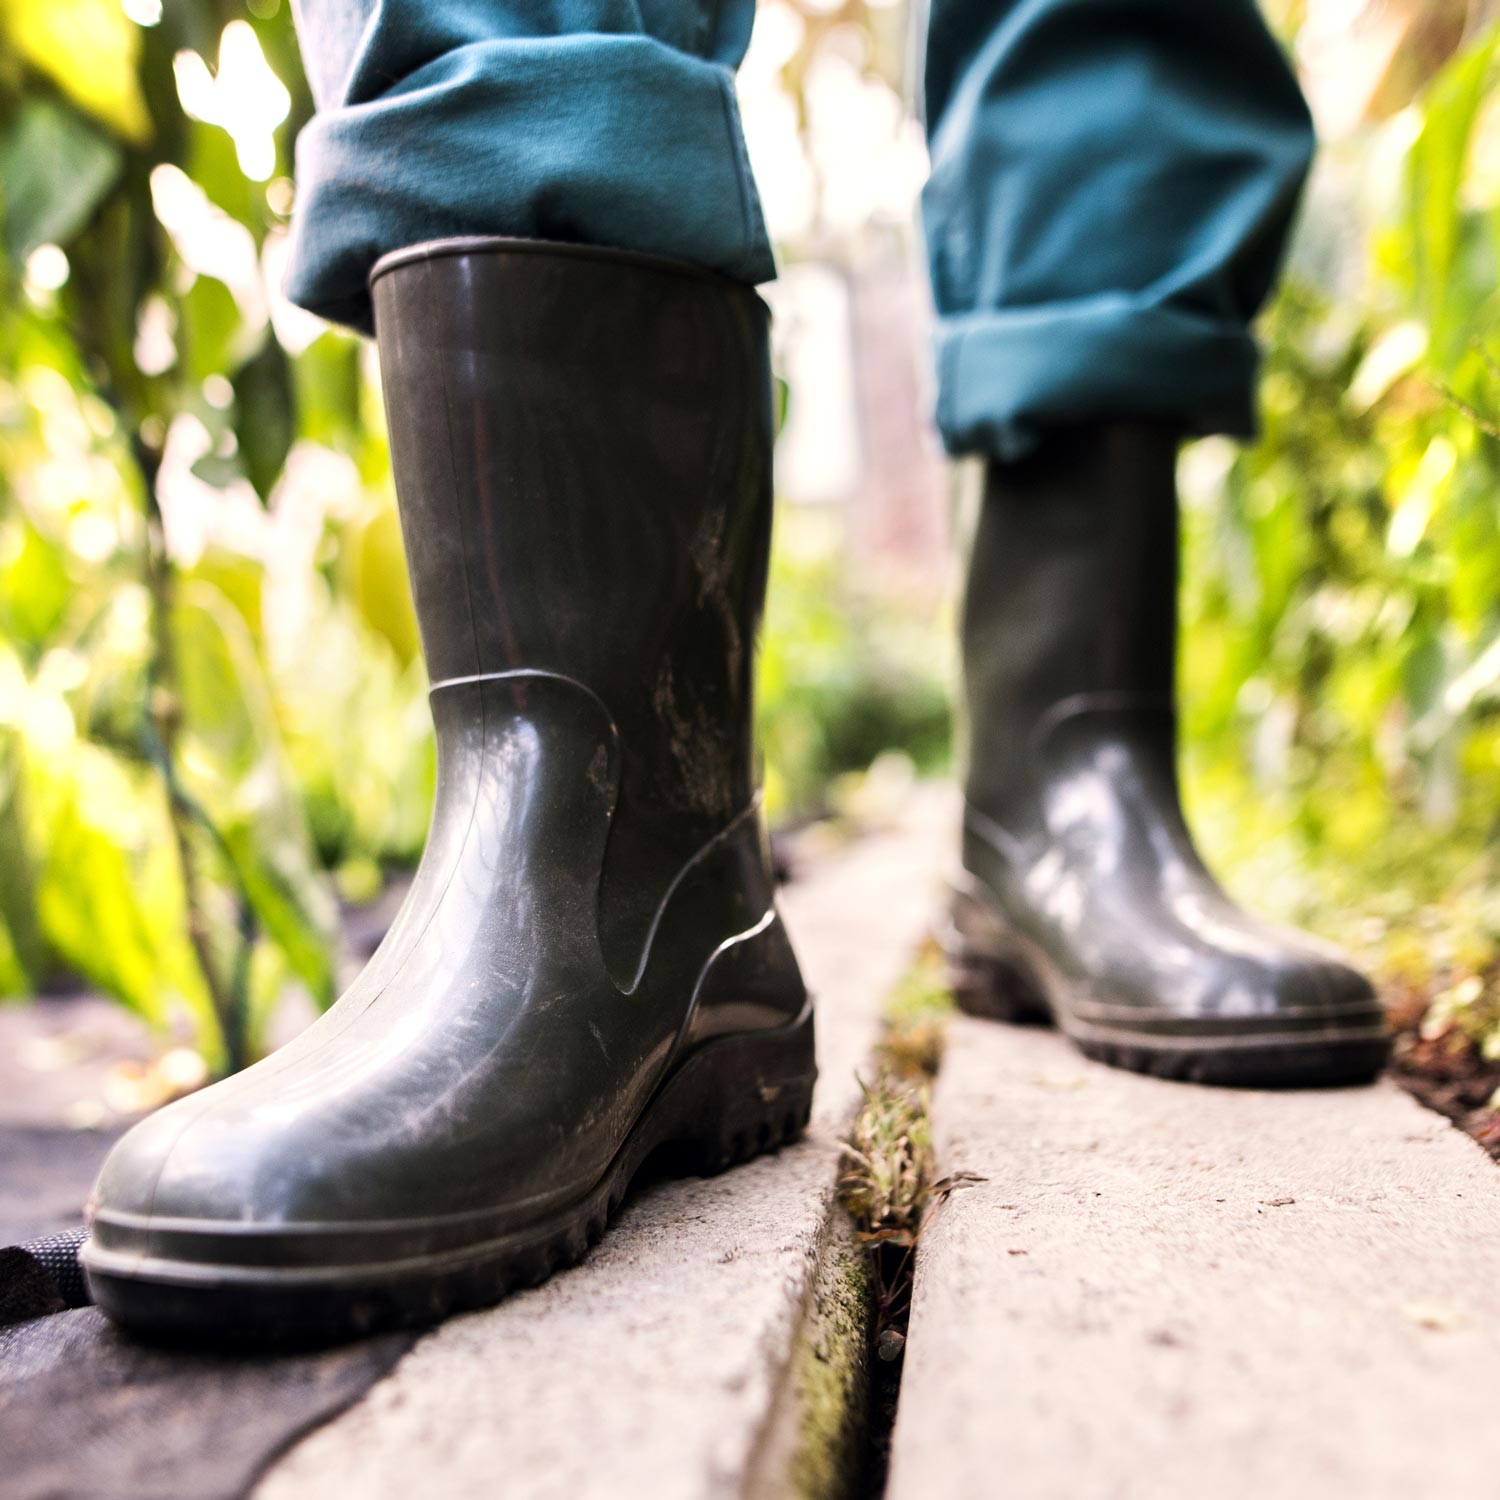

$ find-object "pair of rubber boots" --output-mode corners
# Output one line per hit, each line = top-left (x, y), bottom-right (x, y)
(83, 241), (1390, 1344)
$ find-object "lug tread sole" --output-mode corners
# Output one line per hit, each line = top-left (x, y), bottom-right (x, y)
(83, 1013), (815, 1349)
(947, 949), (1390, 1090)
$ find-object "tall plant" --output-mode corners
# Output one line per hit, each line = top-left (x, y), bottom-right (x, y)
(0, 0), (426, 1069)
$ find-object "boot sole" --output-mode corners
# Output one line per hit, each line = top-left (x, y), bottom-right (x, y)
(82, 1005), (816, 1348)
(944, 918), (1390, 1090)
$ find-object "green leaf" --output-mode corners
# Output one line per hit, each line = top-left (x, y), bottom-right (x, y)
(0, 732), (44, 989)
(189, 451), (243, 489)
(343, 503), (420, 667)
(1402, 630), (1447, 721)
(184, 119), (262, 236)
(179, 272), (244, 386)
(234, 334), (294, 502)
(171, 582), (338, 1005)
(1404, 25), (1500, 362)
(0, 0), (152, 142)
(219, 817), (336, 1007)
(61, 174), (165, 418)
(292, 331), (362, 451)
(0, 517), (71, 651)
(0, 97), (121, 260)
(26, 732), (209, 1026)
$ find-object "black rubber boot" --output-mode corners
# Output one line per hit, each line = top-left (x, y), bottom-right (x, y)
(83, 240), (813, 1343)
(944, 423), (1390, 1087)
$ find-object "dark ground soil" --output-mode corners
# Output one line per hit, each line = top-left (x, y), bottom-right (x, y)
(1385, 988), (1500, 1161)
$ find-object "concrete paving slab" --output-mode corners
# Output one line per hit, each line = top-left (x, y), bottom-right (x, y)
(887, 1016), (1500, 1500)
(257, 802), (948, 1500)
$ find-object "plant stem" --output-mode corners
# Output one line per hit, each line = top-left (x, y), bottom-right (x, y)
(134, 432), (250, 1075)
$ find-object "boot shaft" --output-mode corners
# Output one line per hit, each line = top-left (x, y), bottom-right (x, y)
(961, 424), (1180, 824)
(371, 238), (778, 985)
(370, 238), (775, 833)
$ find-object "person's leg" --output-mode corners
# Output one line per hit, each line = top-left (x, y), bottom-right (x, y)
(85, 11), (812, 1342)
(928, 1), (1391, 1084)
(922, 0), (1311, 459)
(284, 0), (772, 329)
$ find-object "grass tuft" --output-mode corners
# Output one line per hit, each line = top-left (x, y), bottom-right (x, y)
(837, 943), (981, 1333)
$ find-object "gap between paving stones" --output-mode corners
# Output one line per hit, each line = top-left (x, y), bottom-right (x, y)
(750, 942), (967, 1500)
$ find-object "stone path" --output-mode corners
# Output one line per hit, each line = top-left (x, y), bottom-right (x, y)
(888, 1017), (1500, 1500)
(256, 804), (945, 1500)
(12, 792), (1500, 1499)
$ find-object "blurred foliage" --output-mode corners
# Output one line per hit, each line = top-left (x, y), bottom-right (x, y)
(1181, 20), (1500, 1063)
(0, 0), (949, 1067)
(761, 516), (952, 821)
(0, 0), (428, 1068)
(5, 0), (1500, 1075)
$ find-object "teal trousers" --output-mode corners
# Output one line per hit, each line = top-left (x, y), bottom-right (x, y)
(285, 1), (1313, 460)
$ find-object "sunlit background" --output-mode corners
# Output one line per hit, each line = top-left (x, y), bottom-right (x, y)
(3, 0), (1500, 1116)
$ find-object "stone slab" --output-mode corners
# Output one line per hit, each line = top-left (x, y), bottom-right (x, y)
(888, 1016), (1500, 1500)
(258, 801), (947, 1500)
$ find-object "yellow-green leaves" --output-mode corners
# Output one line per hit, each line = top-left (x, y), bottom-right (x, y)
(1401, 23), (1500, 366)
(341, 502), (421, 668)
(170, 580), (338, 1008)
(0, 0), (151, 143)
(0, 642), (212, 1029)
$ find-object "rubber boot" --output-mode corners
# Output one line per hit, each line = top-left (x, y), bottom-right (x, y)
(83, 240), (813, 1343)
(944, 424), (1390, 1086)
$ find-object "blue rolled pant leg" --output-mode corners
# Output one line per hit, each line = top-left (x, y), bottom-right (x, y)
(284, 0), (1314, 456)
(284, 1), (771, 331)
(921, 0), (1315, 458)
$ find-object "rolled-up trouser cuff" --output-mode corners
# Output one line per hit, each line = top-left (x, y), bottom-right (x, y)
(934, 298), (1261, 461)
(282, 36), (774, 333)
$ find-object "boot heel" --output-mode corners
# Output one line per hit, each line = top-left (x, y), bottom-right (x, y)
(647, 1004), (817, 1177)
(948, 951), (1053, 1025)
(941, 876), (1055, 1027)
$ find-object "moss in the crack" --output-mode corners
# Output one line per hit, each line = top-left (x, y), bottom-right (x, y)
(762, 945), (978, 1500)
(880, 939), (956, 1081)
(822, 943), (983, 1493)
(787, 1233), (874, 1500)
